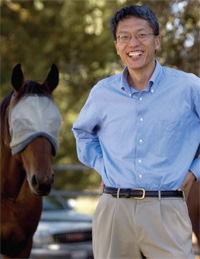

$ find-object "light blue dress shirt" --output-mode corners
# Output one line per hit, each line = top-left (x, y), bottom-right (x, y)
(72, 60), (200, 190)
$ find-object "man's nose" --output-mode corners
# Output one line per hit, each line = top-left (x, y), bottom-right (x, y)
(128, 35), (140, 46)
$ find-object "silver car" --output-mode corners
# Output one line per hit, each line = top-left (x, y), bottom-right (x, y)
(30, 191), (93, 259)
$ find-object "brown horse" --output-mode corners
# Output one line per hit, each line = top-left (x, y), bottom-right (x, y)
(188, 181), (200, 246)
(0, 64), (62, 258)
(187, 145), (200, 247)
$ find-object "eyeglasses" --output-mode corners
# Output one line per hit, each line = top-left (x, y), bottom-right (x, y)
(116, 33), (155, 43)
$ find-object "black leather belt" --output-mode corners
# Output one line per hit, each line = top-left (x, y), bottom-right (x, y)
(103, 187), (183, 199)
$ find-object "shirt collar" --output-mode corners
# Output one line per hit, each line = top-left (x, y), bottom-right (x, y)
(120, 59), (162, 95)
(121, 67), (132, 94)
(148, 59), (162, 94)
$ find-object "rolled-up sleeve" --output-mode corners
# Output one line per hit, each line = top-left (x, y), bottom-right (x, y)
(190, 157), (200, 180)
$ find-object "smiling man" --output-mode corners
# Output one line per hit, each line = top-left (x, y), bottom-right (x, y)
(73, 5), (200, 259)
(114, 16), (161, 91)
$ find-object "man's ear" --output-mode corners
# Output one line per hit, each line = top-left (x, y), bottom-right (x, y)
(155, 35), (161, 51)
(114, 40), (120, 55)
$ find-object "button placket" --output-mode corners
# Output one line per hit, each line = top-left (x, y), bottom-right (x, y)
(137, 94), (144, 149)
(136, 93), (145, 180)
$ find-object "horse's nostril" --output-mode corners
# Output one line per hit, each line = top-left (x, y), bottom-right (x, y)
(31, 175), (37, 187)
(30, 173), (54, 194)
(52, 174), (55, 184)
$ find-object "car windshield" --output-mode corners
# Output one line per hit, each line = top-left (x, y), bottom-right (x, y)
(43, 195), (68, 211)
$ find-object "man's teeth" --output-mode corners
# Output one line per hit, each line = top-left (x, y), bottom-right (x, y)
(128, 51), (143, 57)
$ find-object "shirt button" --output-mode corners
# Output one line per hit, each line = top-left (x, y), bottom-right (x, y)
(150, 89), (154, 94)
(140, 117), (143, 122)
(139, 174), (142, 179)
(139, 139), (143, 143)
(129, 94), (132, 97)
(139, 97), (142, 101)
(138, 159), (142, 163)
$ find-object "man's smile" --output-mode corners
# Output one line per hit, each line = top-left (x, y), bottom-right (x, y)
(127, 50), (143, 57)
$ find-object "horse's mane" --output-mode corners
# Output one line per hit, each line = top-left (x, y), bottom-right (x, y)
(0, 91), (13, 151)
(0, 81), (53, 152)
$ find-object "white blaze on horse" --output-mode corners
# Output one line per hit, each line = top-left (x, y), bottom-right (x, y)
(0, 64), (62, 258)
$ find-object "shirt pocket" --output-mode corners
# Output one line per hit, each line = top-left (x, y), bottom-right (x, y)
(153, 120), (184, 157)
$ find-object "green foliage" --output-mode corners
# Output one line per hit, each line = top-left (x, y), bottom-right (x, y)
(1, 0), (199, 190)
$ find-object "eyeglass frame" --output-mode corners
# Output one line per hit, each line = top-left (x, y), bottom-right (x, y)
(116, 32), (157, 43)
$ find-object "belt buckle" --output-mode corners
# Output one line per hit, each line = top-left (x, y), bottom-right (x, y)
(134, 188), (145, 200)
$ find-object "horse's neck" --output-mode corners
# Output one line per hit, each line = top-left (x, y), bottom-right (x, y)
(1, 148), (26, 200)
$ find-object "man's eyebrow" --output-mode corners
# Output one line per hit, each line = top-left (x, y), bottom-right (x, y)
(117, 28), (149, 34)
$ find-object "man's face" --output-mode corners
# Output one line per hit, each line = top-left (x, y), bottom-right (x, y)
(114, 16), (161, 72)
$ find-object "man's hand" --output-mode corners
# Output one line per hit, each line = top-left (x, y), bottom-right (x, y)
(101, 181), (105, 187)
(178, 171), (196, 201)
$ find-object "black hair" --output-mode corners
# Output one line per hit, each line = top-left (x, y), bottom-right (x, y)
(110, 5), (159, 40)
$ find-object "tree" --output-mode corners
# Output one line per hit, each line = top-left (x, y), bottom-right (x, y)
(1, 0), (199, 190)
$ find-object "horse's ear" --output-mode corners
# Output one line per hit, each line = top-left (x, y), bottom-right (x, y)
(43, 64), (59, 92)
(11, 63), (25, 92)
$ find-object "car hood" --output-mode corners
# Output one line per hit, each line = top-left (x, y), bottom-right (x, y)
(36, 220), (92, 235)
(41, 209), (93, 223)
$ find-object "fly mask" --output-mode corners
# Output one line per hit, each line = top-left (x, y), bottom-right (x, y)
(8, 94), (62, 156)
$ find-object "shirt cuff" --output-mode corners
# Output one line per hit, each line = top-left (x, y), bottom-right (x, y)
(190, 157), (200, 181)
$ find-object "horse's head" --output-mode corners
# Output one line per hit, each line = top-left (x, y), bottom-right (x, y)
(8, 64), (62, 196)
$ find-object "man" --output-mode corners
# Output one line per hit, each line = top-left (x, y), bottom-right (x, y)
(72, 5), (200, 259)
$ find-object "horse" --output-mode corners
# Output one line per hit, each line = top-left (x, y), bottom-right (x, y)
(0, 64), (62, 258)
(187, 181), (200, 246)
(187, 144), (200, 247)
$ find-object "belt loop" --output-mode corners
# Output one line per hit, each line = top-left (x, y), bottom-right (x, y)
(182, 190), (186, 201)
(158, 190), (161, 201)
(117, 188), (120, 199)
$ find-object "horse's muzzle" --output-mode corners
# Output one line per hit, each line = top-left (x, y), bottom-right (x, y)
(30, 173), (54, 196)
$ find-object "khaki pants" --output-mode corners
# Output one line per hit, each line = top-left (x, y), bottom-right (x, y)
(92, 193), (194, 259)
